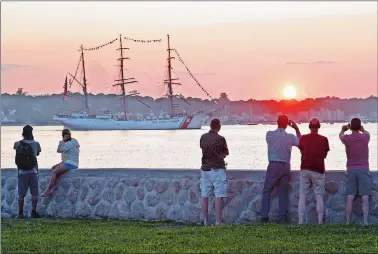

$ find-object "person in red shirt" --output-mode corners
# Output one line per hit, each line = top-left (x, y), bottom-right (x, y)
(298, 118), (330, 224)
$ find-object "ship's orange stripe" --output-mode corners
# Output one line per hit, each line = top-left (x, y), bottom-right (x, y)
(180, 116), (193, 129)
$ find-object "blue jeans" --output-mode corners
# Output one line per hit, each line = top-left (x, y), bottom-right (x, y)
(260, 161), (291, 222)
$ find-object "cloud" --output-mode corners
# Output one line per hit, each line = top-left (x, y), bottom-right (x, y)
(1, 64), (29, 72)
(285, 61), (337, 65)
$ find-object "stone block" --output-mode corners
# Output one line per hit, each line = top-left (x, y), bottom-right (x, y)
(145, 193), (160, 207)
(87, 190), (101, 206)
(155, 180), (169, 194)
(287, 209), (299, 224)
(89, 179), (104, 192)
(56, 201), (74, 218)
(182, 203), (201, 223)
(155, 203), (168, 220)
(172, 181), (181, 193)
(75, 201), (92, 217)
(94, 202), (111, 218)
(130, 200), (145, 220)
(39, 179), (48, 192)
(72, 178), (85, 189)
(106, 178), (119, 188)
(67, 188), (79, 203)
(248, 196), (262, 213)
(109, 201), (130, 219)
(181, 178), (193, 190)
(145, 179), (156, 192)
(46, 201), (58, 217)
(131, 178), (139, 187)
(79, 185), (90, 201)
(325, 181), (338, 195)
(241, 188), (254, 201)
(325, 208), (345, 224)
(167, 204), (183, 221)
(6, 177), (17, 191)
(238, 210), (258, 223)
(176, 190), (188, 205)
(115, 183), (125, 201)
(54, 188), (67, 203)
(371, 203), (378, 216)
(123, 187), (137, 205)
(222, 206), (240, 223)
(306, 205), (319, 224)
(59, 177), (72, 192)
(327, 194), (345, 211)
(188, 186), (199, 204)
(136, 187), (145, 201)
(102, 188), (116, 204)
(5, 191), (15, 206)
(120, 178), (131, 186)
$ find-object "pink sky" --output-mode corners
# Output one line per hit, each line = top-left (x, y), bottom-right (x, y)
(1, 1), (377, 100)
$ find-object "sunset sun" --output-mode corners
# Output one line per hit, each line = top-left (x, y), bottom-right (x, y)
(283, 85), (297, 99)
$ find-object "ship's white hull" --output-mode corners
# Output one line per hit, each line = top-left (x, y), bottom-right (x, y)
(53, 115), (208, 130)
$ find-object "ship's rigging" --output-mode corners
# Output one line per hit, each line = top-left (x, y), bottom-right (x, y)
(62, 33), (217, 117)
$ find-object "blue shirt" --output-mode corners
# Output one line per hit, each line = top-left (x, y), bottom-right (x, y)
(266, 128), (299, 163)
(14, 139), (41, 174)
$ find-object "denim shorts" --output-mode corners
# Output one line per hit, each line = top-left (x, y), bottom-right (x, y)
(64, 163), (78, 170)
(346, 169), (372, 196)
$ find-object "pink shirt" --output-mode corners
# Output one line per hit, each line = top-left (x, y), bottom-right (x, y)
(341, 132), (370, 170)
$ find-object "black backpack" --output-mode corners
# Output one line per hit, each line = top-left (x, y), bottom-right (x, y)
(15, 141), (37, 170)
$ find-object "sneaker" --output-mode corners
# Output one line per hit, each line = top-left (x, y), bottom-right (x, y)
(31, 211), (41, 218)
(16, 213), (24, 219)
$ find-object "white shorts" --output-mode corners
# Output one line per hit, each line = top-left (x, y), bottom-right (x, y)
(200, 169), (227, 198)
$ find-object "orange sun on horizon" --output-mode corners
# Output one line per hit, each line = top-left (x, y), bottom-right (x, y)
(283, 85), (297, 100)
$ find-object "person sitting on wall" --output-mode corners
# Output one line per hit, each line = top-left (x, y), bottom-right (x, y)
(339, 118), (372, 225)
(200, 118), (229, 226)
(298, 118), (330, 224)
(14, 125), (41, 218)
(42, 129), (80, 198)
(260, 115), (301, 224)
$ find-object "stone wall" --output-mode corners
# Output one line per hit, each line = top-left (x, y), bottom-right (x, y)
(1, 169), (377, 224)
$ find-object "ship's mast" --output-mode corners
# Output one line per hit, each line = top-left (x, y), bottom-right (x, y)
(80, 45), (89, 112)
(165, 34), (180, 115)
(114, 34), (137, 120)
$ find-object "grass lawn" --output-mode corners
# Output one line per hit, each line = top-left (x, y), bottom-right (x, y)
(1, 219), (378, 253)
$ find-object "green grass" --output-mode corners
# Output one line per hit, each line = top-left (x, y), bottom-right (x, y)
(1, 219), (378, 253)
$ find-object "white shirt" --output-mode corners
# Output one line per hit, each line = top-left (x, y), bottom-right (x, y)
(266, 128), (299, 163)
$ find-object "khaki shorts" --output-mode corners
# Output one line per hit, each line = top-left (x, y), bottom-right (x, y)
(300, 170), (325, 196)
(200, 169), (227, 198)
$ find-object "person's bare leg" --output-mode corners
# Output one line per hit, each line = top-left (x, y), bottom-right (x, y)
(315, 194), (324, 224)
(346, 195), (355, 224)
(215, 197), (224, 225)
(43, 164), (68, 196)
(361, 195), (369, 225)
(298, 194), (306, 224)
(52, 162), (62, 171)
(201, 197), (209, 226)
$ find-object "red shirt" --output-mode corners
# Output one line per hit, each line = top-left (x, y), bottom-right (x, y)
(298, 133), (330, 174)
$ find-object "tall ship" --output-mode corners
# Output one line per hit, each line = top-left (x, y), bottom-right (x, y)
(53, 34), (212, 130)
